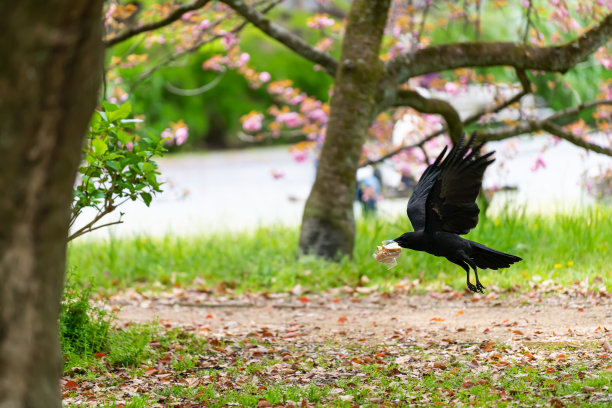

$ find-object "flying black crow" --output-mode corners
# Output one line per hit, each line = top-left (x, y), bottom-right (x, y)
(392, 134), (522, 293)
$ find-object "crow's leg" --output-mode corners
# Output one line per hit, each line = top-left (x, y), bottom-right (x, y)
(448, 257), (478, 292)
(464, 258), (485, 294)
(456, 260), (478, 293)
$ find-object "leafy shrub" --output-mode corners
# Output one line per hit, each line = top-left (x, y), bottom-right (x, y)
(59, 278), (112, 359)
(70, 102), (166, 240)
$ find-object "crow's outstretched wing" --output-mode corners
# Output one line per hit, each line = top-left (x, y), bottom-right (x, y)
(426, 134), (495, 234)
(406, 135), (494, 234)
(406, 146), (447, 232)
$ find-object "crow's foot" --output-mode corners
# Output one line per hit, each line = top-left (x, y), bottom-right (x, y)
(475, 280), (486, 294)
(466, 281), (486, 294)
(466, 281), (478, 293)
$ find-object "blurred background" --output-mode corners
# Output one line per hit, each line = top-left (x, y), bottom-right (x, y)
(73, 0), (612, 240)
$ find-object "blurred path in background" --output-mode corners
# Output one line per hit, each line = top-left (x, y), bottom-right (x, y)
(73, 138), (610, 239)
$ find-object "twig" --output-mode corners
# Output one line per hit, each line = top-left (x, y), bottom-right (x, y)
(129, 0), (280, 88)
(164, 67), (226, 96)
(382, 88), (463, 143)
(364, 69), (531, 167)
(104, 0), (212, 47)
(221, 0), (339, 76)
(68, 208), (120, 241)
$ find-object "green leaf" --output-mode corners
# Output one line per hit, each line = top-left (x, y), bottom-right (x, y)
(142, 162), (155, 173)
(116, 130), (131, 145)
(92, 139), (108, 156)
(105, 160), (122, 172)
(140, 192), (152, 207)
(107, 103), (132, 122)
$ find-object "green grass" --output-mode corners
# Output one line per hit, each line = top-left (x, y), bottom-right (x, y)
(67, 206), (612, 293)
(63, 323), (612, 407)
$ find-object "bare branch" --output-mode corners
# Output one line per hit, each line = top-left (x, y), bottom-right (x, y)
(461, 69), (531, 124)
(221, 0), (339, 76)
(68, 205), (118, 241)
(542, 123), (612, 156)
(383, 89), (463, 143)
(128, 1), (280, 88)
(104, 0), (212, 47)
(68, 219), (124, 242)
(364, 70), (531, 167)
(386, 12), (612, 83)
(130, 20), (243, 88)
(473, 99), (612, 156)
(548, 99), (612, 121)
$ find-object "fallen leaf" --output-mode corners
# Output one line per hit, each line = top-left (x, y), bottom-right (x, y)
(430, 317), (444, 322)
(298, 296), (310, 303)
(94, 352), (106, 359)
(550, 397), (565, 408)
(64, 380), (78, 390)
(257, 400), (273, 407)
(338, 316), (348, 323)
(462, 381), (475, 389)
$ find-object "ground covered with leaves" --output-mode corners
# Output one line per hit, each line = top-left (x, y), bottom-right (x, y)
(62, 281), (612, 407)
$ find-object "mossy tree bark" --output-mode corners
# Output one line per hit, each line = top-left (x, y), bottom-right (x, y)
(0, 1), (104, 407)
(298, 0), (390, 258)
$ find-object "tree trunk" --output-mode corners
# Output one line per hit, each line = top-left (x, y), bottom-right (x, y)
(298, 0), (390, 258)
(0, 1), (104, 407)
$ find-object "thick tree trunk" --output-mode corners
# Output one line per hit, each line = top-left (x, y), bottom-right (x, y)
(0, 2), (104, 407)
(298, 0), (391, 258)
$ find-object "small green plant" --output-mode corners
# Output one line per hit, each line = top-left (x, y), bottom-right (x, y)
(106, 323), (155, 367)
(59, 278), (113, 364)
(69, 102), (166, 241)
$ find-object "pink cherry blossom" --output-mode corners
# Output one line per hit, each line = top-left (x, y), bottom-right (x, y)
(307, 14), (335, 29)
(238, 52), (250, 66)
(444, 82), (459, 94)
(175, 127), (189, 146)
(198, 19), (211, 30)
(181, 11), (195, 21)
(125, 141), (133, 152)
(259, 72), (271, 82)
(308, 108), (328, 123)
(243, 114), (264, 132)
(291, 148), (308, 163)
(277, 112), (303, 128)
(530, 156), (547, 172)
(270, 169), (285, 179)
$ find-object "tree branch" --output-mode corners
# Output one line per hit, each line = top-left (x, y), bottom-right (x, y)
(363, 70), (532, 166)
(386, 12), (612, 83)
(472, 99), (612, 156)
(220, 0), (339, 76)
(461, 69), (531, 124)
(68, 205), (118, 241)
(383, 88), (463, 143)
(542, 122), (612, 155)
(104, 0), (212, 47)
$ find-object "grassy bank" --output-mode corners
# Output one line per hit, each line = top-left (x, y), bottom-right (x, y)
(67, 206), (611, 293)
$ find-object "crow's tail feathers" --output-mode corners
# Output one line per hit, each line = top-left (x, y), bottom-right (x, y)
(469, 241), (522, 270)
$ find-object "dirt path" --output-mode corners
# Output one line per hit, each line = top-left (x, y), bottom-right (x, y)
(114, 292), (612, 345)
